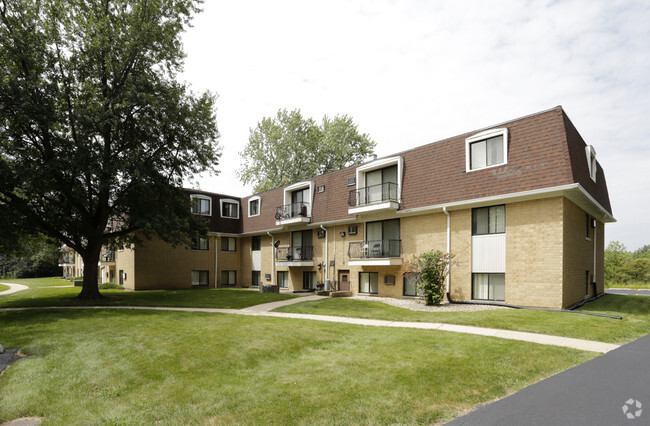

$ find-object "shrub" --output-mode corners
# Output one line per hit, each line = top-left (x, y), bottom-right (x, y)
(98, 282), (123, 290)
(401, 250), (454, 306)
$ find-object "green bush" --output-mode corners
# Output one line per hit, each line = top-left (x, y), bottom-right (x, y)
(402, 250), (453, 306)
(98, 282), (123, 290)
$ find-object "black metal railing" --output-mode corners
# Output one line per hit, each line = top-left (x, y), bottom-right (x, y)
(348, 239), (401, 259)
(348, 182), (398, 207)
(101, 250), (115, 262)
(275, 202), (310, 220)
(275, 245), (314, 261)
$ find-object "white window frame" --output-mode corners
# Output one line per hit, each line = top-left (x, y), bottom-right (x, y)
(220, 198), (240, 219)
(283, 181), (314, 207)
(248, 196), (261, 217)
(191, 270), (209, 286)
(465, 128), (508, 172)
(355, 156), (404, 202)
(191, 235), (209, 251)
(190, 194), (212, 216)
(585, 145), (597, 182)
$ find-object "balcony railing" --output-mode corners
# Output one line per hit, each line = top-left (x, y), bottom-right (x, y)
(58, 255), (74, 265)
(276, 245), (314, 261)
(348, 239), (401, 259)
(348, 182), (398, 207)
(101, 250), (115, 262)
(275, 202), (310, 220)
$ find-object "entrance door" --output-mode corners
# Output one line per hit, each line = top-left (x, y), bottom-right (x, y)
(338, 270), (350, 291)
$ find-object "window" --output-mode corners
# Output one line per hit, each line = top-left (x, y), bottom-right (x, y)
(190, 195), (211, 216)
(465, 128), (508, 172)
(221, 237), (236, 252)
(248, 196), (261, 217)
(352, 156), (403, 207)
(365, 219), (400, 257)
(472, 273), (504, 301)
(221, 270), (236, 285)
(277, 271), (288, 288)
(191, 235), (209, 251)
(192, 270), (209, 286)
(403, 274), (422, 296)
(586, 145), (597, 182)
(252, 236), (261, 251)
(585, 270), (590, 296)
(359, 272), (378, 294)
(472, 205), (505, 235)
(347, 178), (356, 186)
(252, 271), (261, 287)
(303, 271), (317, 290)
(220, 199), (239, 219)
(348, 225), (358, 235)
(291, 230), (313, 260)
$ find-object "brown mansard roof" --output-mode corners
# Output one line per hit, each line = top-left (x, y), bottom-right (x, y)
(233, 106), (612, 233)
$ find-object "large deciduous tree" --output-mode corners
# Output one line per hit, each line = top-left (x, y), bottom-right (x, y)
(237, 109), (375, 193)
(0, 0), (220, 299)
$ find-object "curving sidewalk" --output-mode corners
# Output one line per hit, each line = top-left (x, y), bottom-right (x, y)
(0, 283), (29, 296)
(0, 296), (620, 354)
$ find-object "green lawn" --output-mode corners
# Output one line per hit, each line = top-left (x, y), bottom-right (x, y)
(0, 283), (10, 292)
(274, 294), (650, 344)
(606, 280), (650, 290)
(0, 308), (594, 425)
(0, 277), (296, 309)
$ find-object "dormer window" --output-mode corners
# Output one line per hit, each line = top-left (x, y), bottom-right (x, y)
(220, 199), (240, 219)
(190, 194), (212, 216)
(586, 145), (597, 182)
(248, 196), (261, 217)
(466, 128), (508, 172)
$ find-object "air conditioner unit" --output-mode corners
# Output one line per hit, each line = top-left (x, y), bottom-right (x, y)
(348, 225), (358, 235)
(317, 229), (326, 238)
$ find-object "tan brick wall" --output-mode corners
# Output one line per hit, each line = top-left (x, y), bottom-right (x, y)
(217, 236), (241, 287)
(506, 197), (564, 307)
(131, 236), (215, 290)
(562, 198), (602, 307)
(449, 209), (472, 301)
(115, 247), (135, 290)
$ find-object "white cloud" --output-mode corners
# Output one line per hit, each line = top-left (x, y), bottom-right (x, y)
(180, 0), (650, 250)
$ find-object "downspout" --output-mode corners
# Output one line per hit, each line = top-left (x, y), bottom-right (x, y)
(214, 236), (218, 288)
(267, 232), (275, 286)
(593, 219), (597, 296)
(320, 225), (328, 287)
(443, 206), (451, 295)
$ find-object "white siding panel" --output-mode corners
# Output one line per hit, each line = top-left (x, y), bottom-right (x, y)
(252, 251), (261, 270)
(472, 234), (506, 273)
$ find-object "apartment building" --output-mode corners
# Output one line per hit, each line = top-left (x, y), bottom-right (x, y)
(105, 106), (614, 308)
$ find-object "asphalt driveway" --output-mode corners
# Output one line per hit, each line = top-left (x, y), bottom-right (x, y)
(448, 333), (650, 425)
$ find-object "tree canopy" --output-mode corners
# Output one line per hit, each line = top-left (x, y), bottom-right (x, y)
(237, 109), (376, 193)
(0, 0), (220, 298)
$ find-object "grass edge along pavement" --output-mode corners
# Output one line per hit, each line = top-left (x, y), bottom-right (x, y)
(0, 308), (596, 425)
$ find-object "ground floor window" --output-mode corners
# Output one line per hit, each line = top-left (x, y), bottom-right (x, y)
(221, 270), (236, 286)
(472, 273), (505, 301)
(303, 271), (316, 290)
(403, 274), (422, 296)
(278, 271), (288, 288)
(359, 272), (378, 294)
(252, 270), (261, 287)
(192, 270), (209, 286)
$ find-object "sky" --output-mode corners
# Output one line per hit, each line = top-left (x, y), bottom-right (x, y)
(180, 0), (650, 251)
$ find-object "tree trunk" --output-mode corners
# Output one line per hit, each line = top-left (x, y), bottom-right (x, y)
(76, 241), (103, 300)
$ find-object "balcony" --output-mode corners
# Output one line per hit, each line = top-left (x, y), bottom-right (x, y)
(100, 250), (115, 263)
(275, 245), (314, 267)
(275, 202), (311, 226)
(348, 182), (399, 215)
(58, 254), (75, 266)
(348, 239), (402, 266)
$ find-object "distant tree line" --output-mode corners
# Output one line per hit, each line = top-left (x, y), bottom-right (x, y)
(605, 241), (650, 285)
(0, 236), (61, 278)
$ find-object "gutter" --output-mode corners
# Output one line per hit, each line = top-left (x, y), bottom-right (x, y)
(320, 225), (328, 285)
(442, 206), (450, 294)
(267, 232), (275, 286)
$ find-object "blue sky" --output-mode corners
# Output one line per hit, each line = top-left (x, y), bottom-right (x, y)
(180, 0), (650, 251)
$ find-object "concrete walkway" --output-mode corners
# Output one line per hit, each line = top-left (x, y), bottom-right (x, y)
(606, 288), (650, 296)
(0, 302), (619, 353)
(0, 283), (29, 296)
(448, 333), (650, 425)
